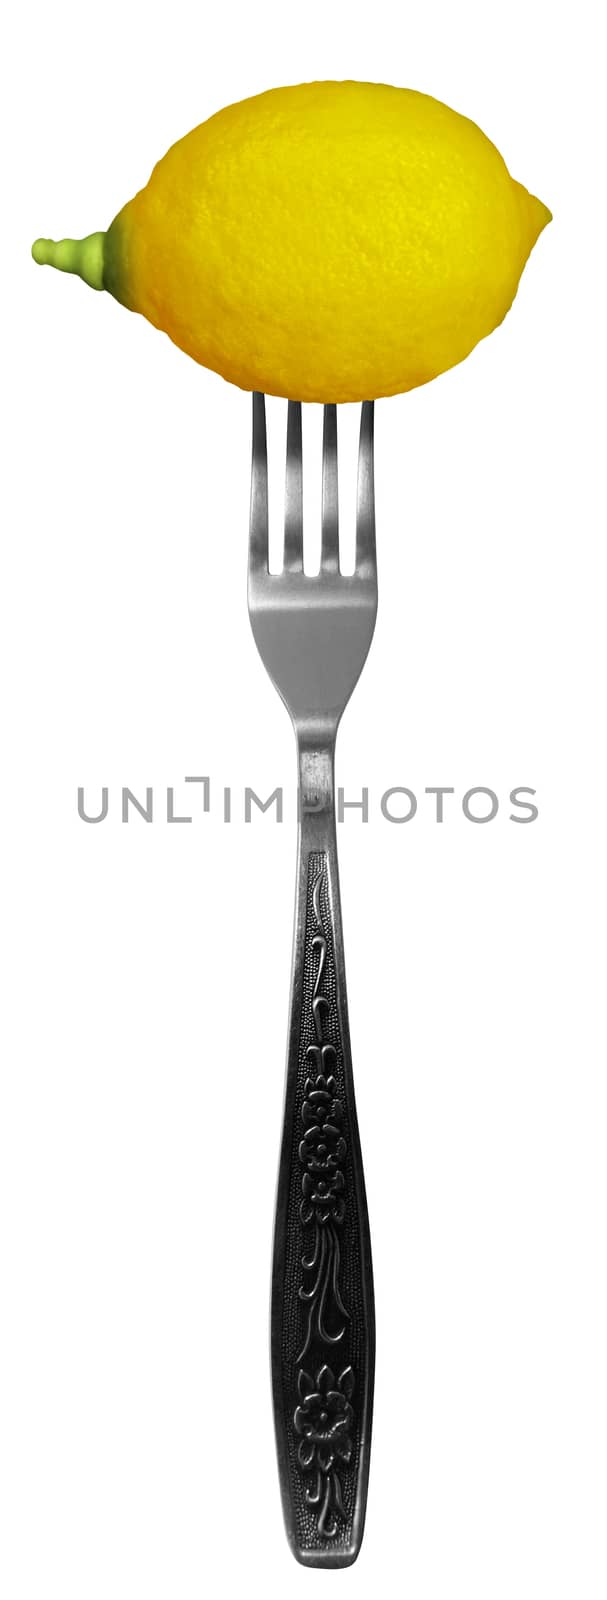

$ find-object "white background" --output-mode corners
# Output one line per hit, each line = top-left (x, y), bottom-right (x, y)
(2, 2), (605, 1595)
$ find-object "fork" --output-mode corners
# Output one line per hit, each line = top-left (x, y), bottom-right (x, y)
(248, 395), (377, 1567)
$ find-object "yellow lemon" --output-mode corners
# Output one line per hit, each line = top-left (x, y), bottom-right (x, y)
(32, 80), (551, 402)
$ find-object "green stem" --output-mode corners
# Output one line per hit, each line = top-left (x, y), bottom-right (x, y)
(31, 232), (106, 291)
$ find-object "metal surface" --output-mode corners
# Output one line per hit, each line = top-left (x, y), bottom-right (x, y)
(248, 397), (378, 1567)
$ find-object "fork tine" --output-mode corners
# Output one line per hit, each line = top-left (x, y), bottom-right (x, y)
(356, 401), (376, 573)
(249, 392), (269, 577)
(284, 401), (303, 571)
(321, 404), (339, 572)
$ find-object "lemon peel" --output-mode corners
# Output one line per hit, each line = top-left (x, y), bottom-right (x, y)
(32, 81), (551, 402)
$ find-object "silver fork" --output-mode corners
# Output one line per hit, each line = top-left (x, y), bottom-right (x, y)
(248, 396), (377, 1567)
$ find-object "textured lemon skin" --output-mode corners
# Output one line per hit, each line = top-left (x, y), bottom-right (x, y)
(103, 81), (551, 403)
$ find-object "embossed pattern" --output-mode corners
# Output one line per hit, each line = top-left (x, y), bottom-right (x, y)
(280, 852), (367, 1549)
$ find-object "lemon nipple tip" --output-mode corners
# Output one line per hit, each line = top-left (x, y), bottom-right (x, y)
(30, 232), (105, 291)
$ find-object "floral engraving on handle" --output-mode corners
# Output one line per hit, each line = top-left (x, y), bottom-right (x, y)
(294, 863), (354, 1537)
(294, 1363), (355, 1539)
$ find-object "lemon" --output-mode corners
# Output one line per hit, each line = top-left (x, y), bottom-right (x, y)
(32, 80), (551, 402)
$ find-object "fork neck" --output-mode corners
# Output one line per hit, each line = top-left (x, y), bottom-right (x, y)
(296, 723), (338, 828)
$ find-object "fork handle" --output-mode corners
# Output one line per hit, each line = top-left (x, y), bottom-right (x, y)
(271, 742), (375, 1567)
